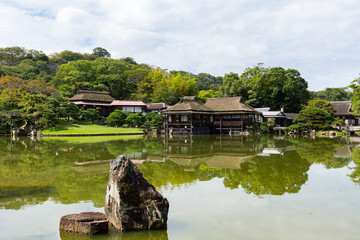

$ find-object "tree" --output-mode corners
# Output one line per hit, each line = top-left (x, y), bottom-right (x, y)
(349, 76), (360, 116)
(54, 58), (138, 99)
(313, 87), (351, 101)
(92, 47), (111, 58)
(125, 113), (145, 127)
(120, 57), (137, 65)
(197, 90), (221, 103)
(145, 112), (164, 128)
(107, 110), (127, 127)
(307, 99), (335, 115)
(221, 64), (310, 113)
(195, 73), (223, 91)
(80, 108), (102, 123)
(286, 99), (336, 132)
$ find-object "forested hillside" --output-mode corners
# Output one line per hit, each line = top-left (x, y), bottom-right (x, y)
(0, 46), (351, 131)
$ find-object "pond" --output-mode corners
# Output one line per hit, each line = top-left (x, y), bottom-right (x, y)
(1, 134), (360, 240)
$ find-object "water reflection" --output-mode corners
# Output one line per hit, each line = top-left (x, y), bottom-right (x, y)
(0, 135), (357, 210)
(60, 228), (168, 240)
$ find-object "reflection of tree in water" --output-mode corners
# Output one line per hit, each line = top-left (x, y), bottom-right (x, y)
(220, 151), (310, 196)
(349, 148), (360, 184)
(286, 137), (348, 168)
(138, 161), (219, 190)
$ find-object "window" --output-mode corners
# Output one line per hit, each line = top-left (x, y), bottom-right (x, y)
(181, 115), (189, 122)
(135, 107), (142, 112)
(124, 106), (134, 112)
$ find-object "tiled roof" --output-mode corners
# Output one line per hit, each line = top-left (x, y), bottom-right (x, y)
(111, 100), (147, 106)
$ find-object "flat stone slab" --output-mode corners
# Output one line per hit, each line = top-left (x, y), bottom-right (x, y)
(60, 212), (108, 235)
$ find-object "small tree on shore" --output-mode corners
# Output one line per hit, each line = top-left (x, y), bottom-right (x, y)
(107, 110), (127, 127)
(125, 113), (145, 127)
(286, 100), (335, 132)
(145, 112), (164, 128)
(80, 108), (102, 123)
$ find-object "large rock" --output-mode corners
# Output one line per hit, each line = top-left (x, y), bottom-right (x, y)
(104, 155), (169, 231)
(59, 212), (108, 235)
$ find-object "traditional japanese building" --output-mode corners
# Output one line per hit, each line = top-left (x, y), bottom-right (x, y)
(146, 103), (169, 113)
(163, 96), (259, 134)
(69, 90), (147, 116)
(68, 90), (114, 116)
(330, 101), (359, 126)
(111, 100), (147, 114)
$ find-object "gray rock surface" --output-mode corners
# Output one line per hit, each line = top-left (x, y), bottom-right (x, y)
(104, 155), (169, 231)
(59, 212), (108, 234)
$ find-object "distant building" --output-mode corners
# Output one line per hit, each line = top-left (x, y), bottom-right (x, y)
(146, 103), (169, 113)
(255, 107), (297, 128)
(111, 100), (147, 114)
(163, 96), (259, 134)
(69, 90), (114, 116)
(330, 101), (359, 126)
(69, 90), (147, 116)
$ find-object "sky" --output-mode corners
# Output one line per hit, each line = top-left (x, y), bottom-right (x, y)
(1, 0), (360, 91)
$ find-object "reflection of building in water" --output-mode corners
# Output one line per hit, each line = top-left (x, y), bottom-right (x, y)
(257, 146), (295, 156)
(161, 135), (271, 170)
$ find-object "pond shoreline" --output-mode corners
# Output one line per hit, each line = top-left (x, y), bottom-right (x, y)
(42, 132), (145, 137)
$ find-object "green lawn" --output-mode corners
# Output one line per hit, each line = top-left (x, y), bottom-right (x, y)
(41, 121), (144, 135)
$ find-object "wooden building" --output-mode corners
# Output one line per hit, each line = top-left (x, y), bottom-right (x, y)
(146, 103), (169, 113)
(163, 96), (259, 134)
(69, 90), (115, 116)
(330, 101), (360, 126)
(69, 90), (147, 116)
(111, 100), (147, 114)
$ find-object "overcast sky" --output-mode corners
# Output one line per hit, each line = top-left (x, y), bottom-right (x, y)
(1, 0), (360, 91)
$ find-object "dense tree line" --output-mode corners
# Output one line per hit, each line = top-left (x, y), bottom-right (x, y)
(0, 46), (354, 132)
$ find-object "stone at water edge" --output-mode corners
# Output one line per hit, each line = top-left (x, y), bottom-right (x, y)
(104, 155), (169, 231)
(59, 212), (108, 235)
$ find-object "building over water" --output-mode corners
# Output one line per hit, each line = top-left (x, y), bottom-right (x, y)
(163, 96), (259, 134)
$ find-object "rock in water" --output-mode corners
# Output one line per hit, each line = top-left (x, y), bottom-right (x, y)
(104, 155), (169, 231)
(59, 212), (108, 234)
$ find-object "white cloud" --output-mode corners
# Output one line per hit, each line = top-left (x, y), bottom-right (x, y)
(1, 0), (360, 90)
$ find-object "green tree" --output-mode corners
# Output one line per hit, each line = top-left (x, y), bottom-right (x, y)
(287, 100), (335, 132)
(145, 112), (164, 128)
(54, 58), (138, 99)
(92, 47), (111, 58)
(125, 113), (145, 127)
(313, 87), (351, 101)
(79, 108), (102, 123)
(349, 76), (360, 116)
(152, 72), (198, 105)
(0, 46), (26, 62)
(197, 90), (221, 103)
(107, 110), (127, 127)
(195, 73), (223, 91)
(221, 64), (310, 112)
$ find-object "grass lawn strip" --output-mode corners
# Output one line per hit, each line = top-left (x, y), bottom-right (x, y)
(41, 121), (144, 135)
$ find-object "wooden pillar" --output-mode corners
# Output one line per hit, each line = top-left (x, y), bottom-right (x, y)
(220, 115), (222, 134)
(165, 114), (169, 134)
(230, 114), (233, 134)
(190, 114), (193, 135)
(241, 115), (244, 132)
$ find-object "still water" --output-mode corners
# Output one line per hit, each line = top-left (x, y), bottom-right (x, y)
(1, 135), (360, 240)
